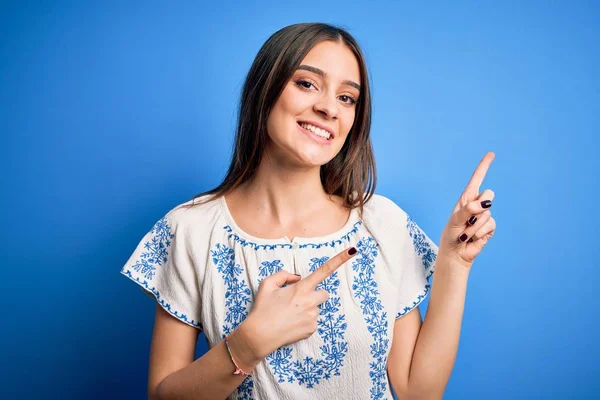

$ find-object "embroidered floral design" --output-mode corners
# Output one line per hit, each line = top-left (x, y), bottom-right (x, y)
(212, 243), (254, 399)
(407, 215), (437, 270)
(223, 221), (362, 250)
(351, 236), (389, 399)
(258, 260), (284, 284)
(268, 347), (295, 383)
(298, 221), (363, 249)
(293, 356), (326, 388)
(224, 226), (293, 250)
(131, 217), (174, 280)
(213, 219), (360, 394)
(260, 256), (349, 388)
(310, 256), (348, 377)
(123, 216), (200, 327)
(396, 216), (437, 319)
(121, 270), (201, 328)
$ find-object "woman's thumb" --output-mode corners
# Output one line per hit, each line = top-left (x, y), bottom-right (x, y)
(263, 270), (302, 289)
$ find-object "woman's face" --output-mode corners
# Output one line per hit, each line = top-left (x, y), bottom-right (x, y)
(265, 40), (361, 168)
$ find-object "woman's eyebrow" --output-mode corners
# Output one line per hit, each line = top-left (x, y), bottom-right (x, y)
(297, 64), (361, 92)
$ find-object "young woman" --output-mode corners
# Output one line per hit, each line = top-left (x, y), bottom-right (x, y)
(121, 23), (496, 400)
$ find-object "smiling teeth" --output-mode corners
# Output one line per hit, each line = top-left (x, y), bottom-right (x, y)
(301, 123), (331, 140)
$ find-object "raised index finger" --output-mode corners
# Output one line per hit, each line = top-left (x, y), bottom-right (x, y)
(464, 152), (495, 194)
(301, 247), (357, 289)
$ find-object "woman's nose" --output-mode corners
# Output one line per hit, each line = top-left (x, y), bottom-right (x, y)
(313, 93), (338, 120)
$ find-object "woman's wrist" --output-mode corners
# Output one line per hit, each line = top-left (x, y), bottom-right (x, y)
(227, 318), (266, 371)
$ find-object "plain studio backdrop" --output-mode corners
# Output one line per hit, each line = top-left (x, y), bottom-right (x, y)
(2, 1), (598, 399)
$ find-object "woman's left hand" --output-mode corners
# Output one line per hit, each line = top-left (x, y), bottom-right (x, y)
(438, 152), (497, 270)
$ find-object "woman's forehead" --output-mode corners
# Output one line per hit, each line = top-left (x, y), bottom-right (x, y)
(298, 41), (361, 86)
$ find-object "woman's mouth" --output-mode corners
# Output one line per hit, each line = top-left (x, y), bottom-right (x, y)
(297, 122), (333, 144)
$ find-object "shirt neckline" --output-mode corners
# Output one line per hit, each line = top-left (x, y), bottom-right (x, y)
(218, 194), (361, 246)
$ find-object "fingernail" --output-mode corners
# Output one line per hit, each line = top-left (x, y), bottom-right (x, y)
(459, 233), (468, 242)
(468, 237), (474, 243)
(468, 216), (477, 225)
(481, 200), (492, 209)
(348, 247), (357, 255)
(294, 274), (301, 277)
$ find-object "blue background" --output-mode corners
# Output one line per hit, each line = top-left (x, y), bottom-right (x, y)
(3, 1), (599, 399)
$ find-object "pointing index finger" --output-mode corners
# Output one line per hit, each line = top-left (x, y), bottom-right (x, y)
(301, 247), (357, 289)
(464, 152), (495, 194)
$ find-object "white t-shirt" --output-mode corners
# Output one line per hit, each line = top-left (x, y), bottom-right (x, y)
(120, 193), (438, 400)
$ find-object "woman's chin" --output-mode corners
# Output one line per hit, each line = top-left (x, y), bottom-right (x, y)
(292, 145), (337, 164)
(293, 152), (334, 168)
(266, 143), (336, 169)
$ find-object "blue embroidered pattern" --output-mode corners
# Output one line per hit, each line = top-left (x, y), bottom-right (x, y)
(267, 347), (295, 383)
(121, 270), (202, 328)
(293, 356), (326, 388)
(224, 226), (293, 250)
(395, 215), (437, 319)
(223, 221), (362, 250)
(263, 256), (349, 388)
(211, 243), (254, 399)
(124, 217), (201, 328)
(212, 218), (362, 395)
(131, 217), (174, 280)
(351, 236), (389, 400)
(298, 221), (362, 249)
(258, 260), (285, 284)
(214, 248), (349, 391)
(309, 256), (348, 377)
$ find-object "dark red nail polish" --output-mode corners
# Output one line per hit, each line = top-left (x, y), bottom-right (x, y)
(481, 200), (492, 209)
(468, 216), (477, 225)
(459, 233), (468, 242)
(294, 274), (301, 277)
(468, 237), (474, 243)
(348, 247), (357, 255)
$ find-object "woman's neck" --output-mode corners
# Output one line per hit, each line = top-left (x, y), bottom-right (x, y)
(238, 156), (336, 225)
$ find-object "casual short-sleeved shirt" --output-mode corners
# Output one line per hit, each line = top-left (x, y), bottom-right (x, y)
(120, 193), (438, 400)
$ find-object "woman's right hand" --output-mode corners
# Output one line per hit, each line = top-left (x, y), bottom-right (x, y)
(229, 246), (358, 367)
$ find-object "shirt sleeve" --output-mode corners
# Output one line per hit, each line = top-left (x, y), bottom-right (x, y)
(120, 207), (202, 329)
(395, 211), (438, 319)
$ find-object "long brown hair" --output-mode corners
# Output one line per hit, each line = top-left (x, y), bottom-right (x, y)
(187, 22), (376, 212)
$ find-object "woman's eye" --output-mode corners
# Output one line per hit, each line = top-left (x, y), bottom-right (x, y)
(339, 95), (357, 105)
(295, 80), (315, 90)
(295, 79), (357, 105)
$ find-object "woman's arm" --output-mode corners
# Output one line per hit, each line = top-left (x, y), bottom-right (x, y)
(389, 152), (496, 399)
(149, 304), (262, 400)
(387, 255), (470, 400)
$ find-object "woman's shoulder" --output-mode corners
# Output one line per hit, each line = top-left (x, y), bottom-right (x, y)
(361, 193), (409, 222)
(162, 193), (224, 233)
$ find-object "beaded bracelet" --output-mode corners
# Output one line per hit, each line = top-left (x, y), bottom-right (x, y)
(224, 336), (252, 376)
